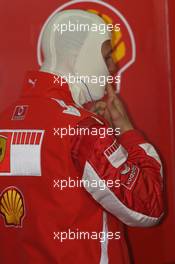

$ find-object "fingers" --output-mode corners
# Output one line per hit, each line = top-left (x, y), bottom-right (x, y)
(107, 100), (120, 121)
(113, 95), (124, 111)
(95, 101), (106, 109)
(91, 101), (107, 115)
(104, 108), (113, 126)
(106, 84), (116, 102)
(91, 100), (113, 126)
(106, 84), (125, 115)
(106, 84), (123, 112)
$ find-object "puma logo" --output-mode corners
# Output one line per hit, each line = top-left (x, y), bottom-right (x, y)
(28, 78), (37, 87)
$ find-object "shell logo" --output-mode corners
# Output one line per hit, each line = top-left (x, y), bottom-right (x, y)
(37, 0), (136, 93)
(87, 9), (126, 65)
(0, 187), (25, 227)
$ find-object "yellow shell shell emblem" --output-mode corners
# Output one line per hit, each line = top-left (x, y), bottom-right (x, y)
(0, 136), (7, 163)
(0, 188), (25, 227)
(88, 9), (126, 64)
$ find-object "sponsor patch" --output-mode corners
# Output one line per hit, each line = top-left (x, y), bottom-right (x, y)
(104, 140), (119, 157)
(120, 163), (131, 175)
(0, 187), (25, 227)
(120, 164), (140, 190)
(12, 105), (29, 121)
(104, 142), (128, 169)
(0, 129), (44, 176)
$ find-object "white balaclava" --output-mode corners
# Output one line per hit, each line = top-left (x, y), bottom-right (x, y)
(40, 10), (111, 105)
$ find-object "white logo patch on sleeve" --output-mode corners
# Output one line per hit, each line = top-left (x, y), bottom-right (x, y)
(0, 130), (44, 176)
(120, 164), (140, 190)
(104, 141), (128, 169)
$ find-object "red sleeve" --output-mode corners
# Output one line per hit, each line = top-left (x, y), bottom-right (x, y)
(71, 116), (164, 227)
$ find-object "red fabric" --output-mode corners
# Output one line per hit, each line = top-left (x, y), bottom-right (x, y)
(0, 71), (163, 263)
(71, 120), (163, 219)
(0, 1), (173, 263)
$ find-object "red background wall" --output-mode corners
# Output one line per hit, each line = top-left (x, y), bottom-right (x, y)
(0, 1), (174, 263)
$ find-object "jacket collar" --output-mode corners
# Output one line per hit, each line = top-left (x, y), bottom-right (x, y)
(22, 71), (74, 104)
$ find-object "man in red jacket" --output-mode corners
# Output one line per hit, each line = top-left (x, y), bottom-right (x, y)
(0, 10), (163, 264)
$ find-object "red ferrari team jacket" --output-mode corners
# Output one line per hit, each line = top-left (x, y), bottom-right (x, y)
(0, 71), (163, 264)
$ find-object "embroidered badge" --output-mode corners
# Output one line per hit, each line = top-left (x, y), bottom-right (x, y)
(0, 187), (25, 227)
(12, 105), (29, 121)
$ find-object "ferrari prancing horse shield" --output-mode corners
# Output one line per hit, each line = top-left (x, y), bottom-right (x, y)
(0, 129), (44, 176)
(0, 136), (7, 163)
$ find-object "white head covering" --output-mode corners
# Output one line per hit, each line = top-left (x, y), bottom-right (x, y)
(40, 10), (111, 105)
